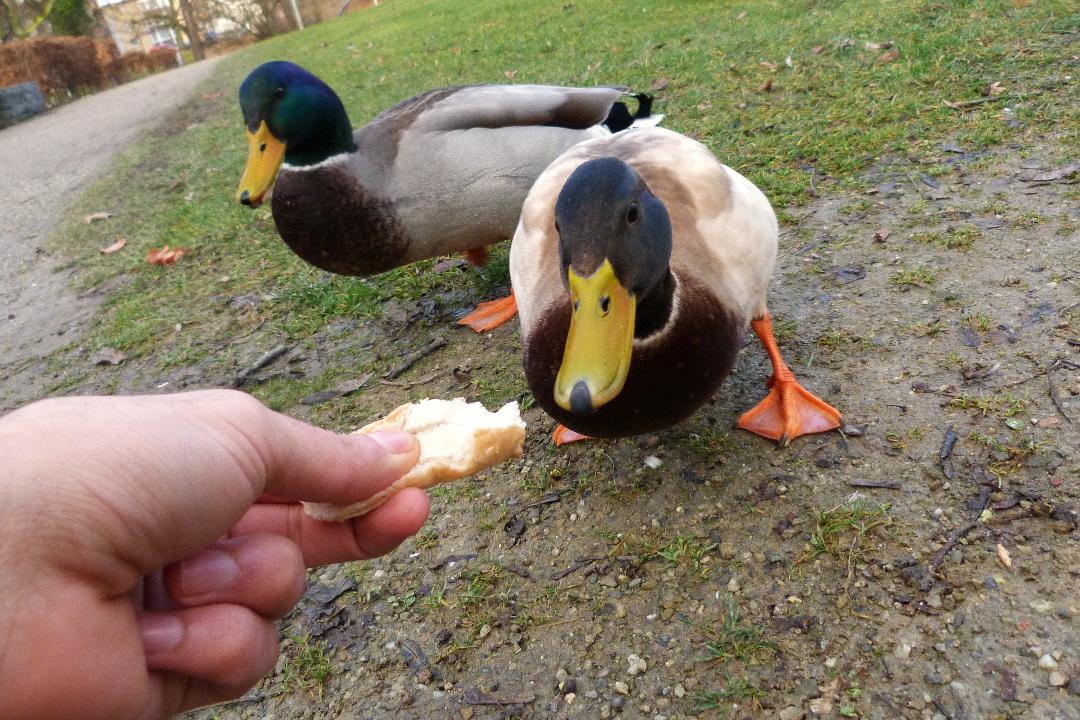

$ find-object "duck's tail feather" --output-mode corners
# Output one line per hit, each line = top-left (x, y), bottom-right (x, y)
(602, 92), (663, 133)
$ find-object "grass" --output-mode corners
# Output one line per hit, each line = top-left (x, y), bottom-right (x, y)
(46, 0), (1079, 380)
(949, 391), (1027, 419)
(695, 676), (765, 712)
(802, 501), (893, 583)
(892, 266), (937, 288)
(698, 595), (773, 665)
(279, 634), (335, 695)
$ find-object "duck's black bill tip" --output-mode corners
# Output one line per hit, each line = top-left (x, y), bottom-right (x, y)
(239, 190), (252, 206)
(570, 381), (594, 416)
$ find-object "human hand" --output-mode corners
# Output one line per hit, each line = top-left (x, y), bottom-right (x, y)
(0, 390), (429, 720)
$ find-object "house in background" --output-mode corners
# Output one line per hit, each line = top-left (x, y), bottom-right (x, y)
(93, 0), (246, 56)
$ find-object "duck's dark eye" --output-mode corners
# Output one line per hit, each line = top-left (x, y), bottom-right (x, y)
(274, 86), (285, 98)
(626, 202), (640, 224)
(599, 295), (611, 314)
(573, 297), (580, 312)
(259, 143), (267, 152)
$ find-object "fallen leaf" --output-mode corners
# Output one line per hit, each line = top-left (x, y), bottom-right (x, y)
(1037, 417), (1062, 428)
(1004, 417), (1025, 431)
(91, 347), (127, 366)
(996, 543), (1012, 569)
(758, 77), (774, 92)
(650, 77), (669, 91)
(876, 48), (900, 64)
(503, 70), (517, 79)
(84, 212), (113, 224)
(99, 238), (126, 254)
(735, 10), (746, 20)
(810, 44), (824, 54)
(874, 228), (890, 242)
(836, 38), (855, 50)
(865, 40), (893, 51)
(759, 60), (778, 72)
(983, 81), (1005, 96)
(335, 373), (373, 396)
(784, 54), (794, 67)
(146, 246), (189, 265)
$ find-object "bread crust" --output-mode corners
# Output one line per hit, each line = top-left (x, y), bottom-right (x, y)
(302, 399), (526, 521)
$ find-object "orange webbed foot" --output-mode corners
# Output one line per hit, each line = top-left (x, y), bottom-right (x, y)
(737, 378), (841, 446)
(737, 311), (841, 445)
(553, 424), (591, 446)
(457, 291), (517, 332)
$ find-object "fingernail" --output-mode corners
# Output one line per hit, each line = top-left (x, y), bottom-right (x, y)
(368, 429), (416, 454)
(179, 549), (240, 598)
(140, 614), (184, 653)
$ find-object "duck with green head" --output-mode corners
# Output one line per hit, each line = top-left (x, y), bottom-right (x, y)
(236, 61), (658, 327)
(511, 127), (842, 445)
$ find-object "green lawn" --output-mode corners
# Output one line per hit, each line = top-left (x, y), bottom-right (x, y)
(56, 0), (1078, 363)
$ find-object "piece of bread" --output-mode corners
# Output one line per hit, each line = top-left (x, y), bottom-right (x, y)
(302, 398), (526, 521)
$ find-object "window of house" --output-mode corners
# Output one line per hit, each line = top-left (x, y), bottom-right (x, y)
(148, 26), (178, 47)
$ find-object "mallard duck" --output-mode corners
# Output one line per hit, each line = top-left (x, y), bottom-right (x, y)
(236, 61), (657, 327)
(511, 127), (842, 445)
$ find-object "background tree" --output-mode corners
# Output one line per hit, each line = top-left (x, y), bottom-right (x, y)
(46, 0), (91, 36)
(0, 0), (56, 41)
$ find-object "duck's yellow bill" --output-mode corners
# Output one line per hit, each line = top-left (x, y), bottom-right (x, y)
(555, 259), (636, 414)
(236, 121), (285, 207)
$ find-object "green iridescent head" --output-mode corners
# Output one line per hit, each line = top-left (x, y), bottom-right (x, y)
(236, 61), (356, 207)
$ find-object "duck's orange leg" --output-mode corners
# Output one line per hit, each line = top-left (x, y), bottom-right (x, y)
(737, 312), (841, 445)
(553, 424), (591, 446)
(457, 290), (518, 332)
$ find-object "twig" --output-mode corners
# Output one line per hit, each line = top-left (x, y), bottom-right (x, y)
(507, 486), (577, 520)
(550, 556), (603, 581)
(235, 344), (289, 386)
(379, 369), (445, 389)
(928, 485), (993, 575)
(928, 521), (980, 575)
(848, 480), (901, 490)
(529, 617), (581, 631)
(384, 338), (448, 379)
(1046, 358), (1073, 424)
(1002, 367), (1047, 388)
(462, 688), (536, 706)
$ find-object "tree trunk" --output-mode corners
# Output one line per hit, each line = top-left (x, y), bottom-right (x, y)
(176, 0), (204, 61)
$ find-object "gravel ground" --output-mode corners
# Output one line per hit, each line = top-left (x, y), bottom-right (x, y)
(0, 57), (221, 408)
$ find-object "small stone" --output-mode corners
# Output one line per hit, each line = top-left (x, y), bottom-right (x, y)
(460, 708), (474, 720)
(565, 692), (577, 704)
(1039, 654), (1059, 670)
(673, 684), (686, 699)
(600, 704), (612, 719)
(894, 642), (913, 659)
(1049, 671), (1069, 687)
(585, 690), (599, 699)
(644, 455), (663, 469)
(561, 678), (577, 694)
(627, 654), (647, 676)
(779, 707), (804, 720)
(718, 542), (737, 560)
(615, 602), (628, 618)
(614, 680), (630, 695)
(726, 576), (741, 593)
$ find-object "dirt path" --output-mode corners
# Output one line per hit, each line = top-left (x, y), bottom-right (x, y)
(0, 57), (221, 407)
